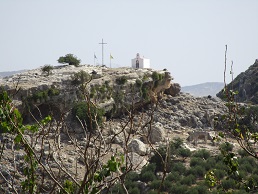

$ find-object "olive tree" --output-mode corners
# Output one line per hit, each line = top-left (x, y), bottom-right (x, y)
(58, 54), (81, 67)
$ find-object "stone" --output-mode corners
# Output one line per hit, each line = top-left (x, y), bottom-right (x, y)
(128, 139), (146, 156)
(128, 152), (147, 172)
(148, 122), (166, 144)
(164, 83), (181, 97)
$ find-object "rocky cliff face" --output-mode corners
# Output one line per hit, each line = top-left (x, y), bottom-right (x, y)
(0, 65), (177, 120)
(217, 59), (258, 104)
(0, 65), (232, 193)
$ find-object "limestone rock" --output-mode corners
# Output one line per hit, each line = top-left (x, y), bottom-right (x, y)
(128, 139), (146, 156)
(149, 122), (166, 144)
(165, 83), (181, 96)
(128, 152), (148, 172)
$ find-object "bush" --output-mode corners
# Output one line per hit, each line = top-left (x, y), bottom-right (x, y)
(204, 157), (216, 171)
(116, 76), (127, 85)
(150, 179), (162, 190)
(239, 162), (253, 174)
(190, 185), (209, 194)
(58, 53), (81, 66)
(190, 157), (205, 167)
(126, 171), (140, 182)
(214, 169), (226, 179)
(221, 178), (236, 190)
(169, 183), (188, 194)
(72, 102), (104, 130)
(178, 148), (192, 158)
(152, 71), (160, 81)
(238, 149), (249, 157)
(140, 171), (156, 182)
(180, 174), (196, 186)
(166, 172), (181, 182)
(71, 71), (91, 85)
(220, 142), (234, 152)
(41, 64), (53, 76)
(128, 187), (140, 194)
(171, 163), (186, 174)
(135, 79), (142, 88)
(193, 149), (210, 160)
(187, 165), (206, 178)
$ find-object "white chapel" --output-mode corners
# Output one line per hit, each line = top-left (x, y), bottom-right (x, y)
(131, 53), (150, 69)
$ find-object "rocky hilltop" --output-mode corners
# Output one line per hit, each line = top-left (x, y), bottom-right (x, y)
(0, 64), (178, 121)
(0, 65), (231, 193)
(217, 59), (258, 104)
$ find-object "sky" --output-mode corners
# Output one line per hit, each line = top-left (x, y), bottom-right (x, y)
(1, 0), (258, 86)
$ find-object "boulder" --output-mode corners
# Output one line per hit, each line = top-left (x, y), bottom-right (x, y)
(128, 139), (146, 156)
(148, 122), (166, 144)
(165, 83), (181, 97)
(128, 152), (148, 172)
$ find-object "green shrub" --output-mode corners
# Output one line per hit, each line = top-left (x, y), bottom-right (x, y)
(221, 178), (236, 191)
(140, 171), (156, 182)
(48, 88), (60, 96)
(180, 174), (196, 186)
(190, 157), (205, 167)
(171, 163), (186, 174)
(71, 102), (104, 130)
(166, 172), (181, 182)
(41, 64), (53, 76)
(151, 71), (160, 81)
(220, 142), (234, 152)
(190, 185), (209, 194)
(239, 162), (253, 174)
(238, 149), (249, 157)
(58, 53), (81, 67)
(71, 71), (91, 85)
(204, 157), (216, 171)
(116, 76), (127, 85)
(169, 183), (188, 194)
(126, 171), (140, 182)
(128, 187), (140, 194)
(193, 149), (210, 160)
(135, 79), (142, 88)
(150, 179), (162, 190)
(178, 148), (192, 158)
(187, 165), (206, 178)
(140, 164), (157, 183)
(109, 184), (125, 194)
(149, 147), (168, 172)
(214, 169), (226, 179)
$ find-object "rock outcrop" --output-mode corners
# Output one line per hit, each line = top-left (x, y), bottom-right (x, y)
(217, 59), (258, 104)
(0, 65), (172, 120)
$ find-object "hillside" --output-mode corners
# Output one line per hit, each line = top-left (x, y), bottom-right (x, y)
(182, 82), (224, 97)
(217, 59), (258, 104)
(0, 64), (248, 193)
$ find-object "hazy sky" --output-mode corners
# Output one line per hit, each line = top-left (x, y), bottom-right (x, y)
(1, 0), (258, 86)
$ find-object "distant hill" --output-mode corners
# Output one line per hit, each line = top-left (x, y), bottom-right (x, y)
(0, 70), (26, 78)
(217, 59), (258, 104)
(182, 82), (224, 97)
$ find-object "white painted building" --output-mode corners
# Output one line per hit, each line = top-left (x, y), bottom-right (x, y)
(131, 53), (150, 69)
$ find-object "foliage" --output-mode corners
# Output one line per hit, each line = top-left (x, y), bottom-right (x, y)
(135, 79), (142, 88)
(26, 88), (60, 103)
(192, 149), (211, 160)
(71, 70), (91, 86)
(58, 53), (81, 67)
(116, 76), (127, 85)
(71, 102), (104, 130)
(41, 64), (54, 76)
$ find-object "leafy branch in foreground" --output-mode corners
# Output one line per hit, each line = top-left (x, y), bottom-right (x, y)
(206, 45), (258, 193)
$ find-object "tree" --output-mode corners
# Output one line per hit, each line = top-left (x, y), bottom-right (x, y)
(58, 54), (81, 67)
(41, 64), (53, 76)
